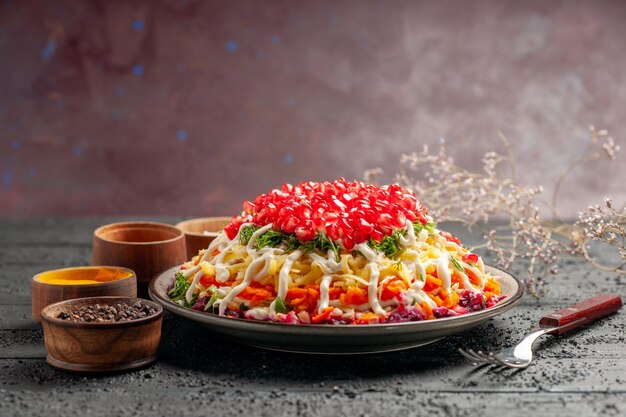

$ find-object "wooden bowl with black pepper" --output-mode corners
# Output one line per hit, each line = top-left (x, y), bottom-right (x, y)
(40, 296), (162, 373)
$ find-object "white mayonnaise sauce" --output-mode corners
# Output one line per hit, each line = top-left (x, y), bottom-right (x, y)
(399, 249), (426, 288)
(213, 223), (260, 282)
(310, 250), (342, 314)
(181, 265), (203, 304)
(398, 221), (417, 246)
(199, 230), (228, 263)
(444, 240), (463, 253)
(437, 253), (452, 291)
(245, 307), (269, 321)
(353, 243), (385, 315)
(477, 256), (485, 274)
(404, 288), (437, 308)
(462, 263), (485, 288)
(268, 249), (302, 316)
(219, 249), (279, 315)
(317, 274), (333, 313)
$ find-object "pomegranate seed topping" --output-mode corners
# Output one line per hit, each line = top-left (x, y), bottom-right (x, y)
(225, 178), (430, 249)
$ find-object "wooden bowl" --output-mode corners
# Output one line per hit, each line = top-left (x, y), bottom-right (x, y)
(93, 222), (187, 294)
(175, 216), (231, 259)
(32, 266), (137, 322)
(41, 296), (163, 373)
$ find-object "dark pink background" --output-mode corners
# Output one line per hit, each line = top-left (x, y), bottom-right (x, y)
(1, 0), (624, 217)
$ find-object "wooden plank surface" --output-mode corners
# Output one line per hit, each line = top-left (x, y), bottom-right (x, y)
(0, 218), (624, 417)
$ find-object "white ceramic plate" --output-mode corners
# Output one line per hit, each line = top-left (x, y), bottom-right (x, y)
(149, 265), (523, 354)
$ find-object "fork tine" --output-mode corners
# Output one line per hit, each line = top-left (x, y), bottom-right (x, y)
(474, 349), (498, 363)
(483, 352), (524, 369)
(458, 348), (489, 363)
(458, 348), (481, 362)
(459, 347), (519, 369)
(486, 353), (511, 367)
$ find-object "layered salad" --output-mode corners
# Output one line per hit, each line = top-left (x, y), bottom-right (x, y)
(168, 179), (503, 325)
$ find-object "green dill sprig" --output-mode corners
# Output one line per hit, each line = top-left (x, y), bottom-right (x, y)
(368, 229), (405, 259)
(255, 229), (287, 249)
(300, 233), (340, 261)
(239, 224), (260, 245)
(449, 255), (466, 274)
(237, 224), (340, 260)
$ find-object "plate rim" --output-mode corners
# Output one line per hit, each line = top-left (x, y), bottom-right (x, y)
(149, 264), (524, 334)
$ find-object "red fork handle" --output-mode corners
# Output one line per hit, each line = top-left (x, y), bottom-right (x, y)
(539, 294), (622, 335)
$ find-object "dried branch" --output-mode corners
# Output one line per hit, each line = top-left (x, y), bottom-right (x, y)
(366, 126), (623, 296)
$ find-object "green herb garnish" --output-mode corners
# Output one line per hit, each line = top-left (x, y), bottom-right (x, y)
(274, 297), (289, 314)
(239, 224), (260, 245)
(255, 229), (287, 249)
(449, 255), (466, 274)
(392, 259), (403, 270)
(168, 272), (191, 304)
(204, 293), (220, 311)
(246, 226), (339, 262)
(368, 229), (405, 259)
(413, 221), (436, 236)
(301, 233), (340, 261)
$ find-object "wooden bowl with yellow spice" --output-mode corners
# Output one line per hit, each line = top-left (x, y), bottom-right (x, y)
(32, 266), (137, 322)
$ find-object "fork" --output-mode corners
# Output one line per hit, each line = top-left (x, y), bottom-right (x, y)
(459, 293), (623, 369)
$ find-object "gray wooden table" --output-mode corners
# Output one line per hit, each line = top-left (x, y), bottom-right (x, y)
(1, 218), (624, 417)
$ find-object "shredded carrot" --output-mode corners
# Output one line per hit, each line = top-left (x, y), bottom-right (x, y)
(441, 289), (459, 308)
(423, 275), (443, 292)
(199, 274), (233, 288)
(420, 301), (434, 320)
(339, 286), (369, 306)
(427, 293), (444, 307)
(329, 286), (344, 300)
(484, 278), (501, 295)
(466, 269), (482, 286)
(239, 285), (275, 307)
(450, 270), (462, 285)
(311, 307), (334, 323)
(286, 285), (320, 312)
(356, 312), (380, 324)
(286, 288), (308, 299)
(381, 277), (408, 301)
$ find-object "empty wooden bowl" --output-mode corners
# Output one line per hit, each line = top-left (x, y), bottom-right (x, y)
(41, 296), (163, 373)
(32, 266), (137, 322)
(93, 222), (187, 294)
(175, 216), (231, 259)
